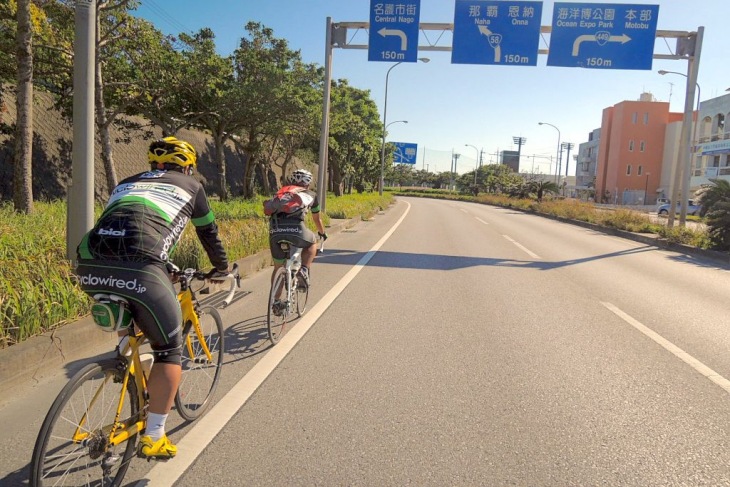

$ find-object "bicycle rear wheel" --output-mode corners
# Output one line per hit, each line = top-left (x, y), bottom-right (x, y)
(175, 306), (225, 421)
(267, 267), (289, 344)
(30, 359), (139, 487)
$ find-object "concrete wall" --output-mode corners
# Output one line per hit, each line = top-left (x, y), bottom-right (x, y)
(0, 89), (259, 201)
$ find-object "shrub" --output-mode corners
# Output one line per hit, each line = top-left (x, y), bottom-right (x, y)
(0, 193), (394, 348)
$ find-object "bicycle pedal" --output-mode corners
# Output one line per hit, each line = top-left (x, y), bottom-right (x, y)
(138, 452), (173, 462)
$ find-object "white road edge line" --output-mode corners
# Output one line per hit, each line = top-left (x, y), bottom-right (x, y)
(138, 202), (413, 486)
(601, 302), (730, 394)
(502, 234), (540, 259)
(475, 217), (489, 225)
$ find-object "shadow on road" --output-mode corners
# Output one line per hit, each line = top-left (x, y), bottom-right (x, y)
(0, 466), (28, 486)
(317, 246), (660, 271)
(224, 316), (271, 364)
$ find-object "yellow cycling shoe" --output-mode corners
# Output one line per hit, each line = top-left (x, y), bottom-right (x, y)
(138, 435), (177, 460)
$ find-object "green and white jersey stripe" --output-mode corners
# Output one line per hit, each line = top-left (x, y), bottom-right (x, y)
(105, 182), (193, 223)
(78, 169), (228, 270)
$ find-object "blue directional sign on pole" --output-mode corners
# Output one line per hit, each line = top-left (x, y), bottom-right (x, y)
(547, 3), (659, 69)
(368, 0), (421, 62)
(391, 142), (418, 164)
(452, 0), (542, 66)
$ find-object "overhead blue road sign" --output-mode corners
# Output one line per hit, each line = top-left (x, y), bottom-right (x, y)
(391, 142), (418, 164)
(547, 3), (659, 69)
(452, 0), (542, 66)
(368, 0), (421, 62)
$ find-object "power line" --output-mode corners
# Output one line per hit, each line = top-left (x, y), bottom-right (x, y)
(142, 0), (192, 35)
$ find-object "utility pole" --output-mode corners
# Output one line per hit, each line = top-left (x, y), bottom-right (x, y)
(66, 0), (96, 263)
(561, 142), (574, 176)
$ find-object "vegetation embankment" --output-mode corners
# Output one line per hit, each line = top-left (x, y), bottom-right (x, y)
(392, 188), (714, 249)
(0, 192), (393, 349)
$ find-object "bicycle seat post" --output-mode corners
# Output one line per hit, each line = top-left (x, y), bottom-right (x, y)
(290, 246), (303, 272)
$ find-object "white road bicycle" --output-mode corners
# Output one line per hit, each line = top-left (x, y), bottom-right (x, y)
(266, 238), (324, 344)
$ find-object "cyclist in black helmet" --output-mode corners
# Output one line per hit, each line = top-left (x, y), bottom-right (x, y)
(268, 168), (327, 289)
(76, 136), (230, 460)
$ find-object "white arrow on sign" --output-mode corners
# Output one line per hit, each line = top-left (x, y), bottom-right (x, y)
(572, 32), (631, 56)
(378, 27), (408, 51)
(478, 25), (502, 63)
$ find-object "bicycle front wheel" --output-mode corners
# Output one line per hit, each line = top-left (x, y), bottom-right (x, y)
(30, 359), (139, 487)
(267, 267), (289, 344)
(175, 306), (225, 421)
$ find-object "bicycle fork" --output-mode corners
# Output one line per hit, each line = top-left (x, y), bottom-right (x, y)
(180, 298), (214, 364)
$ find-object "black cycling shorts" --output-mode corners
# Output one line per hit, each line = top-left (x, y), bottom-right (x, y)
(269, 220), (316, 264)
(75, 260), (182, 360)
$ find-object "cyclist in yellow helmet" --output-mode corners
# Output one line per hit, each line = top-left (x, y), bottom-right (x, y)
(76, 136), (230, 459)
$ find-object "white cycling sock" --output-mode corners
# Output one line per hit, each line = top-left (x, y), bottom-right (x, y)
(146, 412), (168, 441)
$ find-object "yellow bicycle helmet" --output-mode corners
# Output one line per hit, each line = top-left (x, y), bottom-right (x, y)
(148, 136), (197, 168)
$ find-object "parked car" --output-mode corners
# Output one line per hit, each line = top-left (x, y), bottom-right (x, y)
(657, 200), (702, 216)
(656, 197), (670, 205)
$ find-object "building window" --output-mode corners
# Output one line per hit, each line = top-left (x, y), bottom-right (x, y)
(638, 165), (643, 176)
(643, 112), (649, 124)
(632, 112), (638, 124)
(640, 140), (645, 152)
(627, 164), (632, 175)
(629, 140), (634, 151)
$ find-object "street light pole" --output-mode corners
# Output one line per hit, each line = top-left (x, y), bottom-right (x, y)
(659, 69), (701, 152)
(379, 57), (429, 196)
(538, 122), (561, 185)
(381, 119), (407, 189)
(465, 144), (479, 185)
(656, 28), (704, 227)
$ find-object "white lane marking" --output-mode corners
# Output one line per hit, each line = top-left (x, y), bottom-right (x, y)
(602, 302), (730, 394)
(460, 208), (468, 213)
(138, 202), (412, 486)
(502, 235), (540, 259)
(475, 217), (489, 225)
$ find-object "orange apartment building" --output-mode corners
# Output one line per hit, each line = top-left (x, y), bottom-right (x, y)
(595, 93), (683, 205)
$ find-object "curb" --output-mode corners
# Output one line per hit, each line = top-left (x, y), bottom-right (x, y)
(0, 216), (361, 393)
(532, 211), (730, 268)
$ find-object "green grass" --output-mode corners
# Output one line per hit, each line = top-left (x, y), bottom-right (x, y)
(394, 190), (715, 250)
(0, 192), (394, 348)
(0, 201), (90, 347)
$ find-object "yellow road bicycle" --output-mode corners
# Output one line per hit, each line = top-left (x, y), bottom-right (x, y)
(30, 264), (240, 487)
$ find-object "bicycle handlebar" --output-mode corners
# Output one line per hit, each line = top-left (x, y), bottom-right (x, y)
(214, 264), (240, 307)
(170, 263), (241, 307)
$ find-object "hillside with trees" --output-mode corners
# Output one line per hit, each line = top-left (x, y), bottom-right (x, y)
(0, 1), (387, 210)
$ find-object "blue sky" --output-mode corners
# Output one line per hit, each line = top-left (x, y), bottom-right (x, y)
(135, 1), (730, 176)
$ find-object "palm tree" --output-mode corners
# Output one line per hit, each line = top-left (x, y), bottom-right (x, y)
(696, 179), (730, 217)
(695, 178), (730, 250)
(531, 180), (559, 202)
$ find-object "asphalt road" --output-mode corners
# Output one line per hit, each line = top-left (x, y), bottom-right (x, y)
(3, 197), (730, 486)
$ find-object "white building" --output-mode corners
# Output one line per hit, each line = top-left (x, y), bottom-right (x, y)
(692, 92), (730, 187)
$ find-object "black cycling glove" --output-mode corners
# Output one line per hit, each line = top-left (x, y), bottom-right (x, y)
(318, 232), (328, 240)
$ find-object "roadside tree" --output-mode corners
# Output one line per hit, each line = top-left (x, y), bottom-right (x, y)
(696, 178), (730, 250)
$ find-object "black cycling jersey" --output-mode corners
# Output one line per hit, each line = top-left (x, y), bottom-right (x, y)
(77, 169), (228, 271)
